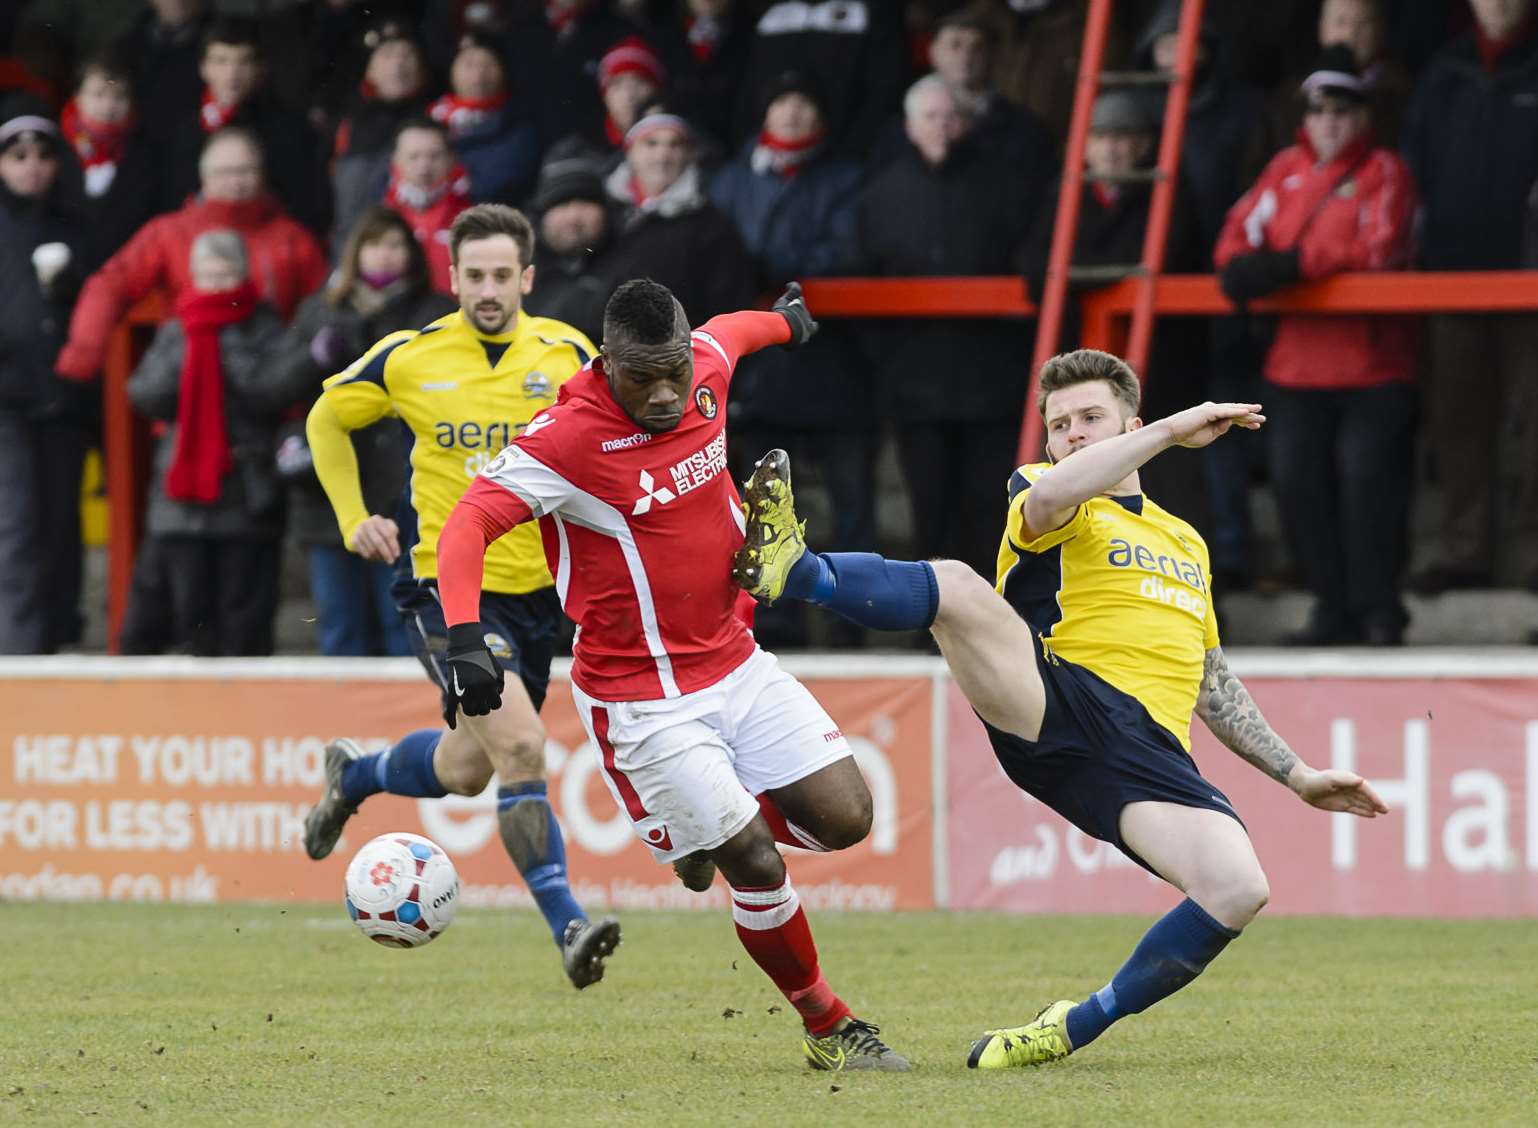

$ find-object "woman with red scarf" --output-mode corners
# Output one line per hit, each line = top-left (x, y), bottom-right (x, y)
(427, 32), (538, 205)
(125, 230), (291, 656)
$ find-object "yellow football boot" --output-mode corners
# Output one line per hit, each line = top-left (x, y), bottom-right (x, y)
(966, 1000), (1076, 1069)
(732, 449), (807, 604)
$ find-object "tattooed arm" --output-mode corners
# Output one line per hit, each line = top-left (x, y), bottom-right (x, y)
(1195, 647), (1389, 817)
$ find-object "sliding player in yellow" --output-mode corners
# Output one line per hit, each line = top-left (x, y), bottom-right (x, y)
(734, 348), (1387, 1064)
(302, 204), (619, 988)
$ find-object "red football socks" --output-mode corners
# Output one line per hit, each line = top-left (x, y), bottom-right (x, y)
(730, 877), (850, 1036)
(755, 793), (831, 852)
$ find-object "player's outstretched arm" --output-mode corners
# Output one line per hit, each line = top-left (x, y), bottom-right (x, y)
(1196, 646), (1389, 819)
(1024, 402), (1265, 540)
(696, 283), (817, 368)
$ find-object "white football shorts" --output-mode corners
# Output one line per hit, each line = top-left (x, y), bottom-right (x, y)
(569, 647), (853, 863)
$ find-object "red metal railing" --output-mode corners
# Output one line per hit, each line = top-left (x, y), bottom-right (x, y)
(101, 273), (1538, 650)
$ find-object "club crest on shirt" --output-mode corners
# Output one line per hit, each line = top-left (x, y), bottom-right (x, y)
(694, 385), (718, 420)
(522, 371), (551, 398)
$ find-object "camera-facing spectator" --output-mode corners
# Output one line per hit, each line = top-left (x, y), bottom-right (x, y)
(594, 36), (666, 156)
(733, 0), (910, 157)
(1216, 49), (1418, 646)
(268, 207), (454, 657)
(125, 230), (290, 657)
(1266, 0), (1412, 152)
(1403, 0), (1538, 595)
(710, 70), (875, 640)
(148, 18), (326, 236)
(0, 98), (96, 654)
(871, 8), (1056, 172)
(59, 52), (159, 267)
(525, 144), (617, 343)
(427, 31), (539, 205)
(331, 20), (432, 257)
(602, 109), (754, 323)
(384, 119), (472, 295)
(854, 74), (1046, 574)
(55, 127), (329, 383)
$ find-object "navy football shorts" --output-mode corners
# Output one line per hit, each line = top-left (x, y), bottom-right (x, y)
(982, 638), (1244, 874)
(393, 577), (562, 726)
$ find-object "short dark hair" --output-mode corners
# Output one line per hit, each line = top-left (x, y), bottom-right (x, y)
(448, 203), (535, 268)
(76, 50), (133, 92)
(202, 17), (262, 59)
(935, 10), (990, 38)
(603, 279), (682, 345)
(1037, 349), (1141, 418)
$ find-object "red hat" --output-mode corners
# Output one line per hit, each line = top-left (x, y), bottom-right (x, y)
(598, 37), (665, 93)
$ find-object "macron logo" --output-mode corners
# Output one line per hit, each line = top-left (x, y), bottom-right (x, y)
(602, 432), (652, 453)
(631, 469), (676, 515)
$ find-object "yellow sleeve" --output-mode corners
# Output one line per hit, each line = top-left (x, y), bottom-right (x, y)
(306, 396), (371, 546)
(308, 332), (412, 545)
(1004, 464), (1090, 555)
(1204, 570), (1221, 649)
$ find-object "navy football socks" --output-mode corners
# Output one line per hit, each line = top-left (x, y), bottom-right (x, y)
(339, 729), (449, 805)
(497, 781), (585, 945)
(782, 551), (939, 631)
(1065, 897), (1241, 1049)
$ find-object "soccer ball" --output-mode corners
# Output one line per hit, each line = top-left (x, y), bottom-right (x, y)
(344, 832), (459, 948)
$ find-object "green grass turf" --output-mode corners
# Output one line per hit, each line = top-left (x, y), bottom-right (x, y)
(5, 905), (1537, 1125)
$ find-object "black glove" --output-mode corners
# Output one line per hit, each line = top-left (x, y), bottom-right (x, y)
(444, 622), (504, 727)
(1218, 249), (1300, 305)
(773, 281), (818, 349)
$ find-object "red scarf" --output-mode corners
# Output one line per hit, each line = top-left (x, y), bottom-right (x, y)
(200, 87), (242, 133)
(428, 91), (508, 138)
(684, 15), (722, 63)
(750, 129), (824, 178)
(1475, 12), (1537, 71)
(547, 1), (577, 36)
(604, 114), (626, 148)
(164, 281), (259, 504)
(385, 163), (472, 213)
(60, 99), (134, 172)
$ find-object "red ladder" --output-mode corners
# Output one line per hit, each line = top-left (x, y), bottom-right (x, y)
(1017, 0), (1206, 462)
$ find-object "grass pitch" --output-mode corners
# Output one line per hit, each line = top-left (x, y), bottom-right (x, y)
(5, 904), (1536, 1126)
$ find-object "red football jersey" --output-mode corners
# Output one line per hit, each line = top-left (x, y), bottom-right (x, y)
(442, 312), (788, 701)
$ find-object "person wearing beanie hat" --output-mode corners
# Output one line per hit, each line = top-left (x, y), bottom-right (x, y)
(0, 93), (97, 654)
(428, 32), (539, 205)
(599, 107), (753, 324)
(1215, 41), (1418, 646)
(526, 144), (617, 343)
(597, 36), (667, 150)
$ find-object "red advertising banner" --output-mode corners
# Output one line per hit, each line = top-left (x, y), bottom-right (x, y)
(0, 660), (935, 911)
(945, 667), (1538, 918)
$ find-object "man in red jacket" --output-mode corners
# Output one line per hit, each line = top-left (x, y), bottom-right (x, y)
(55, 126), (328, 381)
(1214, 46), (1417, 646)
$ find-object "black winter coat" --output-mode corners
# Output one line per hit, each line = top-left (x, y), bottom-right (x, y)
(854, 141), (1046, 422)
(0, 184), (94, 421)
(266, 285), (457, 547)
(1403, 26), (1538, 270)
(126, 306), (290, 540)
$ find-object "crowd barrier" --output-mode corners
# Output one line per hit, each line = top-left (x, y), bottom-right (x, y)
(5, 652), (1536, 918)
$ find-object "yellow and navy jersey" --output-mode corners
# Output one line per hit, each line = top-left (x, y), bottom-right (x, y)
(320, 310), (594, 593)
(995, 462), (1219, 751)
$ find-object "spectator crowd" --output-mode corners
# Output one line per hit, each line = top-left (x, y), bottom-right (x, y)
(1, 0), (1536, 656)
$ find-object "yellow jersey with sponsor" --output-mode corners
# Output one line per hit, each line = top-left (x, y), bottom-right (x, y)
(994, 462), (1219, 750)
(318, 310), (593, 593)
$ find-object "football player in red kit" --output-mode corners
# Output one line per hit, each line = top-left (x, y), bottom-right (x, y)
(434, 279), (908, 1072)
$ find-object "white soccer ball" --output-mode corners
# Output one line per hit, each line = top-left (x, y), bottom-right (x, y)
(344, 832), (460, 948)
